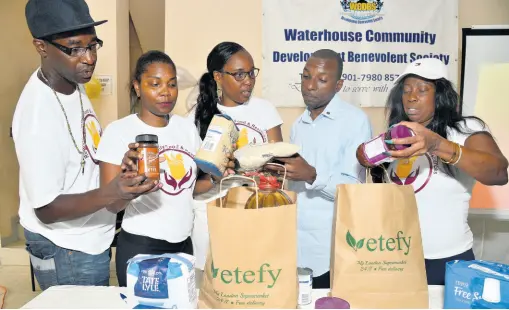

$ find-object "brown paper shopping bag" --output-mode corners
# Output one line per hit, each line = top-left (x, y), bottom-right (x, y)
(330, 171), (429, 309)
(198, 175), (298, 309)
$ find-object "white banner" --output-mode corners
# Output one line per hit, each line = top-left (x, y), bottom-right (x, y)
(262, 0), (458, 108)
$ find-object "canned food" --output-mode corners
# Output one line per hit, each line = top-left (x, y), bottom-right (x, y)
(298, 267), (313, 305)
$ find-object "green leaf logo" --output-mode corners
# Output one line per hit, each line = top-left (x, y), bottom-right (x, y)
(347, 231), (366, 251)
(346, 230), (357, 251)
(356, 238), (365, 249)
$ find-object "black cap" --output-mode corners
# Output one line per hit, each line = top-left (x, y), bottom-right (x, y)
(136, 134), (158, 144)
(25, 0), (108, 39)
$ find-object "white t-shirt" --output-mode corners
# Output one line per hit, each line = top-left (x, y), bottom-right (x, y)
(387, 119), (489, 259)
(96, 114), (201, 243)
(188, 96), (283, 148)
(12, 69), (115, 255)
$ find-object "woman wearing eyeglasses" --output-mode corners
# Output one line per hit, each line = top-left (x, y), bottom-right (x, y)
(188, 42), (284, 270)
(189, 41), (283, 146)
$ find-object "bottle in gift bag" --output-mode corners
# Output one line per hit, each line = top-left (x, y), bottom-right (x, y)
(357, 125), (414, 167)
(244, 172), (292, 209)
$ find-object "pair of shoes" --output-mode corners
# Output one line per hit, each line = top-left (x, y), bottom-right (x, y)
(0, 285), (7, 309)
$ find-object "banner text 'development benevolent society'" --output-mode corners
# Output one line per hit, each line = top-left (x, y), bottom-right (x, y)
(262, 0), (458, 108)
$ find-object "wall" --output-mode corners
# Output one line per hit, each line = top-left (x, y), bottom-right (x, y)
(86, 0), (130, 124)
(130, 0), (165, 52)
(457, 0), (509, 85)
(129, 15), (144, 88)
(0, 0), (37, 245)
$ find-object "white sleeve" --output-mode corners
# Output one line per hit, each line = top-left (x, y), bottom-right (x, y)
(14, 106), (68, 209)
(451, 118), (491, 145)
(95, 123), (127, 166)
(260, 99), (283, 130)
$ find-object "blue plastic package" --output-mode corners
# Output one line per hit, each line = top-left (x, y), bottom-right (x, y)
(126, 253), (197, 309)
(444, 260), (509, 309)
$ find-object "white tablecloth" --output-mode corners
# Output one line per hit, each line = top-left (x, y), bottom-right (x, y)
(22, 285), (445, 309)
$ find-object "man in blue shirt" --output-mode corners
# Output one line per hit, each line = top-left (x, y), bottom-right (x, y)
(268, 49), (372, 288)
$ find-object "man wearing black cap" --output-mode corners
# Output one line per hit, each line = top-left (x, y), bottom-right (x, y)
(12, 0), (159, 290)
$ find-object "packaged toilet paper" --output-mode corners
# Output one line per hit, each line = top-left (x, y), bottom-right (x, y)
(444, 260), (509, 309)
(126, 253), (197, 309)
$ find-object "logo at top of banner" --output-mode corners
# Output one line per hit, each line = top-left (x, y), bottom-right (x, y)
(340, 0), (384, 24)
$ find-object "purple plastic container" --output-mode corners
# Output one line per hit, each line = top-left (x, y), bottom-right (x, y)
(315, 297), (350, 309)
(361, 125), (414, 166)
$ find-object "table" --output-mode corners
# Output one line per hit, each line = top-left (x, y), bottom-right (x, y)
(22, 285), (445, 309)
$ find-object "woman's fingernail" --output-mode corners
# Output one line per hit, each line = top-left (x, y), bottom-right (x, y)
(385, 140), (394, 144)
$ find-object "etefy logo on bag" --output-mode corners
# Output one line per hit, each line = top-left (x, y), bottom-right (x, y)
(210, 260), (281, 288)
(340, 0), (384, 24)
(346, 230), (411, 255)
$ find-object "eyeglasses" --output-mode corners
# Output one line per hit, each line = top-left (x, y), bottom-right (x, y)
(222, 68), (260, 81)
(47, 39), (103, 57)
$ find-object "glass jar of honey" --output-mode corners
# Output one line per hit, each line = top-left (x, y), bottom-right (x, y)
(136, 134), (160, 181)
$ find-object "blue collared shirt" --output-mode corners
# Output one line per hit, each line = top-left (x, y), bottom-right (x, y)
(289, 94), (372, 276)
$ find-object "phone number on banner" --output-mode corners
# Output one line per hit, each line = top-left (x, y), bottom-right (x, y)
(342, 73), (400, 82)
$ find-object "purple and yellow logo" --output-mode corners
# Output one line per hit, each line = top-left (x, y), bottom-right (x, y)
(389, 154), (433, 193)
(84, 113), (102, 164)
(160, 148), (196, 196)
(235, 122), (266, 149)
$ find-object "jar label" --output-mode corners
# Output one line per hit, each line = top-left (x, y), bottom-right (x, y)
(364, 135), (386, 158)
(139, 147), (160, 178)
(364, 134), (396, 166)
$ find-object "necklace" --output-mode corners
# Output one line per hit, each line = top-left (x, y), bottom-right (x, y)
(39, 69), (86, 174)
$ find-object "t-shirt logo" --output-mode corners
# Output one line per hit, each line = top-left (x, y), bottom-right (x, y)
(160, 146), (196, 196)
(388, 154), (434, 193)
(235, 121), (266, 148)
(83, 111), (102, 164)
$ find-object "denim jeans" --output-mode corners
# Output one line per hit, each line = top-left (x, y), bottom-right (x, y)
(24, 229), (111, 290)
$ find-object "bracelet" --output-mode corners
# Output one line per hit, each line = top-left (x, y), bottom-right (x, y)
(450, 145), (463, 166)
(440, 142), (460, 164)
